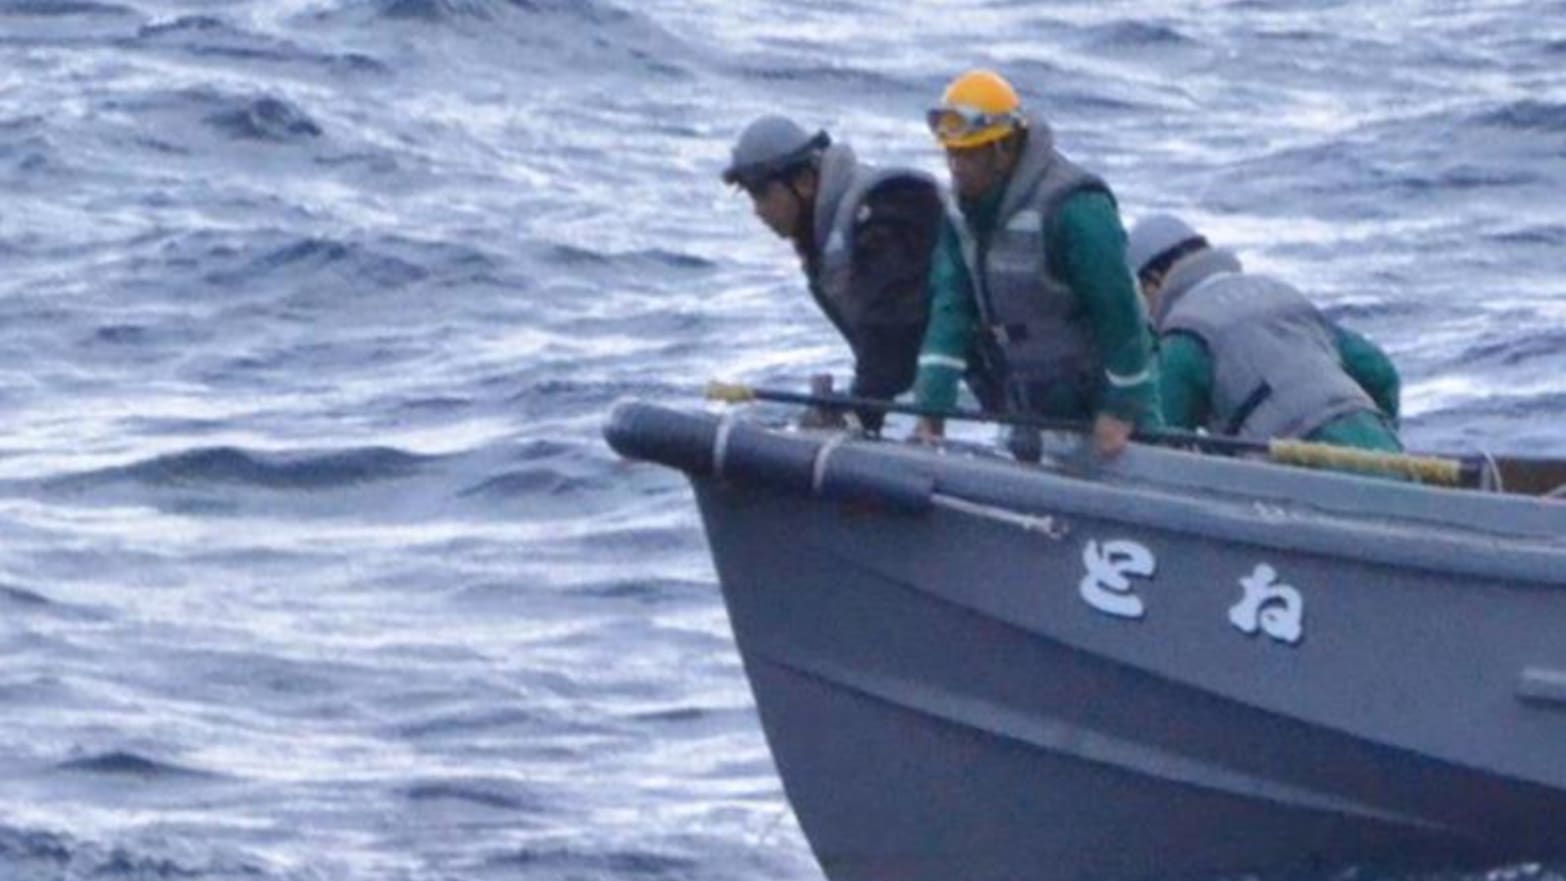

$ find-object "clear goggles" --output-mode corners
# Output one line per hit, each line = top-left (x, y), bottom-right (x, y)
(925, 104), (1019, 143)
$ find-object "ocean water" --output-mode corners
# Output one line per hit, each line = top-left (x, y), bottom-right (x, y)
(0, 0), (1562, 878)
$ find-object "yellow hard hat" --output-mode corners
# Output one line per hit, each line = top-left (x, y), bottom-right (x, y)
(928, 69), (1023, 149)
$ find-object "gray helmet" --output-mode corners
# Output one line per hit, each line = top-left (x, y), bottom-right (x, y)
(1126, 213), (1206, 279)
(721, 115), (830, 189)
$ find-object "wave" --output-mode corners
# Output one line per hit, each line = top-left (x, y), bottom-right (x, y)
(1474, 100), (1566, 134)
(0, 583), (106, 621)
(132, 14), (388, 74)
(56, 749), (216, 779)
(52, 445), (432, 491)
(368, 0), (646, 26)
(1225, 0), (1352, 10)
(300, 0), (695, 78)
(375, 0), (527, 20)
(200, 234), (500, 292)
(403, 778), (543, 811)
(458, 467), (602, 499)
(221, 236), (369, 275)
(732, 61), (920, 98)
(1076, 20), (1197, 50)
(0, 113), (47, 138)
(1418, 389), (1566, 425)
(205, 95), (322, 142)
(1319, 300), (1425, 323)
(0, 822), (271, 879)
(495, 847), (699, 879)
(541, 244), (717, 271)
(511, 439), (574, 460)
(631, 707), (705, 724)
(311, 0), (692, 61)
(584, 524), (705, 556)
(90, 322), (158, 345)
(577, 577), (709, 604)
(98, 86), (330, 149)
(1426, 163), (1540, 190)
(0, 115), (57, 178)
(0, 0), (135, 18)
(0, 583), (54, 607)
(1489, 224), (1566, 246)
(0, 825), (73, 872)
(1453, 328), (1566, 370)
(505, 377), (689, 409)
(394, 706), (545, 739)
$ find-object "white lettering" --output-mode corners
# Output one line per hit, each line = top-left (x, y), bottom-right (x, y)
(1229, 563), (1305, 645)
(1079, 539), (1156, 619)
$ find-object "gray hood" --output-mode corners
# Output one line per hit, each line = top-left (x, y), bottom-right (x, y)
(812, 142), (862, 253)
(995, 111), (1058, 220)
(1154, 247), (1243, 328)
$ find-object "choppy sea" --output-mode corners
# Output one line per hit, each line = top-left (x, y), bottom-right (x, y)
(1, 0), (1562, 878)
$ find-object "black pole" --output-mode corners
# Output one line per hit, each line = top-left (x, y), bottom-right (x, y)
(706, 381), (1484, 485)
(707, 382), (1264, 456)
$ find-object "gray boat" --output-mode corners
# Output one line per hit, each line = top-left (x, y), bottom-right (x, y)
(604, 400), (1566, 881)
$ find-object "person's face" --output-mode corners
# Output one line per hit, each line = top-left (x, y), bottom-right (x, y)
(945, 142), (1007, 199)
(1138, 273), (1164, 316)
(745, 176), (805, 239)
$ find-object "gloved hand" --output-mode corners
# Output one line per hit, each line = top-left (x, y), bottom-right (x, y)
(910, 417), (944, 443)
(1093, 412), (1134, 457)
(798, 372), (849, 430)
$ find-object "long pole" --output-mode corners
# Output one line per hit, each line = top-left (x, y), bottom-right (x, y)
(704, 380), (1472, 486)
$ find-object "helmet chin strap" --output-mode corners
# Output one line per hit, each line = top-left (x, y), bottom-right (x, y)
(785, 177), (815, 244)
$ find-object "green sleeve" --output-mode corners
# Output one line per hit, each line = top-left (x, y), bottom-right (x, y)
(912, 218), (978, 412)
(1157, 331), (1214, 430)
(1306, 411), (1403, 454)
(1333, 324), (1400, 423)
(1050, 191), (1162, 427)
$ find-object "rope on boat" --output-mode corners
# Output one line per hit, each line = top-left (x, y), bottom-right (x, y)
(931, 493), (1069, 539)
(1266, 440), (1464, 485)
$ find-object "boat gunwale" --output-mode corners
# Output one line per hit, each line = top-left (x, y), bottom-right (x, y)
(606, 403), (1566, 586)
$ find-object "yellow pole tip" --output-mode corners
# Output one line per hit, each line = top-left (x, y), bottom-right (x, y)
(704, 381), (754, 403)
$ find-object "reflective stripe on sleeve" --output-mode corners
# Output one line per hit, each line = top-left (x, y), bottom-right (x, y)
(1105, 367), (1152, 388)
(918, 354), (967, 371)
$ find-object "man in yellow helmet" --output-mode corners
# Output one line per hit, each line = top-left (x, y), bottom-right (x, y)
(914, 70), (1161, 456)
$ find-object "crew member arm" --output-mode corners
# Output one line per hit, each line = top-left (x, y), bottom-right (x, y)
(1333, 324), (1400, 424)
(911, 218), (978, 412)
(1051, 191), (1162, 428)
(1156, 331), (1214, 431)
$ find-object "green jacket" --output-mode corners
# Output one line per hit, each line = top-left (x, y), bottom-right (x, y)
(914, 187), (1162, 426)
(1158, 325), (1401, 451)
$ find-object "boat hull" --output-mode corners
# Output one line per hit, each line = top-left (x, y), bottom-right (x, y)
(699, 481), (1566, 881)
(604, 402), (1566, 880)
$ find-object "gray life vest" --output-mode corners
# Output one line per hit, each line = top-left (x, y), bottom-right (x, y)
(955, 114), (1112, 412)
(1156, 248), (1377, 441)
(808, 143), (939, 335)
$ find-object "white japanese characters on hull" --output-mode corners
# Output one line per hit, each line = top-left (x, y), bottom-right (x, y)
(1229, 563), (1305, 645)
(1079, 539), (1156, 619)
(1075, 540), (1308, 647)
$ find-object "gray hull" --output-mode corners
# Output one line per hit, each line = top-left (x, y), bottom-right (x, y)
(606, 402), (1566, 881)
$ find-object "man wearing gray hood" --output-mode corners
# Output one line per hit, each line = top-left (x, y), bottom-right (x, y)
(1127, 213), (1402, 453)
(723, 115), (946, 432)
